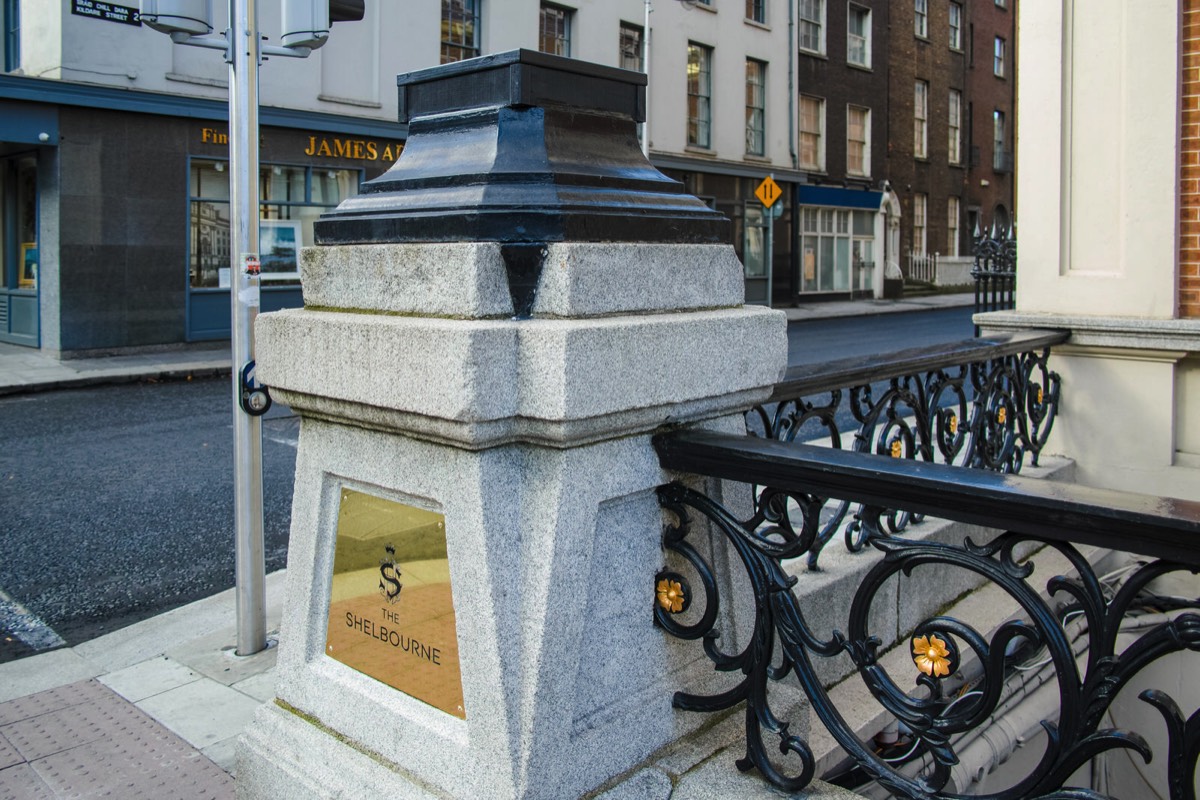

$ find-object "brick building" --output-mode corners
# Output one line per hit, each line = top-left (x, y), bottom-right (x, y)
(792, 0), (892, 301)
(962, 0), (1017, 241)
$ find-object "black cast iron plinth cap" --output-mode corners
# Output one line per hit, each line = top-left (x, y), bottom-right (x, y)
(313, 49), (729, 248)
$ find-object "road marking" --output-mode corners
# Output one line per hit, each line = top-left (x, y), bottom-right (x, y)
(0, 587), (66, 651)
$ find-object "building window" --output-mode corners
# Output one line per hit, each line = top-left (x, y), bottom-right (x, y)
(2, 155), (37, 296)
(799, 0), (824, 54)
(847, 105), (870, 176)
(994, 37), (1006, 77)
(993, 109), (1007, 170)
(847, 4), (870, 68)
(619, 22), (644, 71)
(441, 0), (480, 64)
(914, 0), (927, 38)
(799, 208), (875, 293)
(995, 0), (1006, 7)
(687, 43), (713, 148)
(2, 0), (18, 72)
(947, 196), (960, 255)
(188, 160), (361, 289)
(799, 95), (825, 171)
(948, 89), (962, 164)
(913, 193), (927, 255)
(746, 0), (765, 24)
(539, 3), (571, 57)
(914, 81), (928, 159)
(949, 2), (962, 50)
(744, 203), (767, 277)
(745, 59), (766, 155)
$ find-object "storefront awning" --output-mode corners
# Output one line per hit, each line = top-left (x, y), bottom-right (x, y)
(798, 185), (883, 210)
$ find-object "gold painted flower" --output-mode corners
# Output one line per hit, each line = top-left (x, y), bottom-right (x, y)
(996, 406), (1008, 424)
(1037, 386), (1044, 404)
(948, 414), (958, 434)
(890, 439), (903, 458)
(656, 578), (685, 613)
(912, 634), (952, 678)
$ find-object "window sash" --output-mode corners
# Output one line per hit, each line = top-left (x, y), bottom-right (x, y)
(799, 0), (824, 53)
(620, 24), (644, 72)
(847, 6), (869, 67)
(746, 0), (766, 23)
(948, 90), (961, 163)
(913, 193), (927, 255)
(947, 197), (960, 254)
(441, 0), (480, 64)
(688, 44), (713, 148)
(914, 0), (927, 38)
(994, 37), (1005, 76)
(847, 106), (868, 176)
(745, 60), (766, 155)
(799, 95), (824, 170)
(949, 3), (962, 49)
(540, 4), (571, 57)
(914, 82), (928, 159)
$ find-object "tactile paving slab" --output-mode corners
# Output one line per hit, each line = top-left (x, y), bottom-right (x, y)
(0, 679), (233, 799)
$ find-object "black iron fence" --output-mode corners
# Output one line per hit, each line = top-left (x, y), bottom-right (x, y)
(748, 329), (1065, 569)
(973, 227), (1017, 336)
(651, 338), (1200, 799)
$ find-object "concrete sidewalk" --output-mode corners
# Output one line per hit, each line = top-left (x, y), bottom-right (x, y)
(0, 293), (972, 396)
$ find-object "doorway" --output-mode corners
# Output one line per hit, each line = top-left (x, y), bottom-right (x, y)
(0, 153), (39, 346)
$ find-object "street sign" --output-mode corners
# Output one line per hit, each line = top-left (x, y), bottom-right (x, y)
(755, 176), (782, 209)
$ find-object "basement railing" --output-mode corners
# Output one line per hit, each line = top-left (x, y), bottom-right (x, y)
(651, 335), (1200, 800)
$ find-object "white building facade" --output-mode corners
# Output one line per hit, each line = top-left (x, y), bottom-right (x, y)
(0, 0), (842, 354)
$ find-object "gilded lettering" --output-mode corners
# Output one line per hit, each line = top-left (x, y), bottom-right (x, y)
(317, 139), (332, 157)
(352, 141), (366, 159)
(333, 139), (351, 158)
(381, 145), (394, 162)
(366, 142), (378, 160)
(304, 135), (317, 156)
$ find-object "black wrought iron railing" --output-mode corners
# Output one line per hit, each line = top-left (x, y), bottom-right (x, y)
(750, 329), (1066, 569)
(651, 430), (1200, 800)
(973, 228), (1017, 336)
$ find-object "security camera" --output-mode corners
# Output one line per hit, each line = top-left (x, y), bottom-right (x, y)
(140, 0), (213, 38)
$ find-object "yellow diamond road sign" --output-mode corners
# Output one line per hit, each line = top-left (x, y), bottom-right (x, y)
(755, 176), (782, 209)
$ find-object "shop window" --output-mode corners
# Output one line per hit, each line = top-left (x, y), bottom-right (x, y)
(188, 160), (361, 290)
(744, 203), (766, 277)
(539, 3), (571, 57)
(441, 0), (480, 64)
(2, 155), (37, 291)
(800, 207), (874, 293)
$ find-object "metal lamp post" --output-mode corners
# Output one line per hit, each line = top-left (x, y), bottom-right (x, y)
(140, 0), (362, 656)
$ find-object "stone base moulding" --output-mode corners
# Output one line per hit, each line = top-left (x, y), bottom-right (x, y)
(235, 416), (756, 800)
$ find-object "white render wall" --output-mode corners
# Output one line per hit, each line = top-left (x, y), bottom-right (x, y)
(30, 0), (795, 170)
(1016, 0), (1179, 318)
(982, 0), (1200, 501)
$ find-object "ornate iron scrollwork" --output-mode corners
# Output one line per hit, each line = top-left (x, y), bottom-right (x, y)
(749, 346), (1061, 568)
(655, 482), (1200, 799)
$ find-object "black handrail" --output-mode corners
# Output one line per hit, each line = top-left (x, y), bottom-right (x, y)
(770, 329), (1067, 403)
(655, 429), (1200, 565)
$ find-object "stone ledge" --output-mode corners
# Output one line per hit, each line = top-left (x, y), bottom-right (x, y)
(256, 307), (786, 449)
(977, 310), (1200, 352)
(297, 242), (747, 320)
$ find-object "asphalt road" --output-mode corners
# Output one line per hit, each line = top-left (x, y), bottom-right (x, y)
(0, 304), (976, 663)
(0, 378), (297, 663)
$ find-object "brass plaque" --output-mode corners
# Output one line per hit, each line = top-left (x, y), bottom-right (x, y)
(325, 488), (465, 719)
